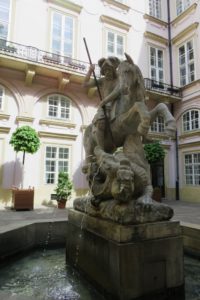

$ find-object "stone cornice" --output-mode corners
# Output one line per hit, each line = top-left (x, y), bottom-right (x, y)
(171, 3), (198, 26)
(0, 126), (10, 133)
(178, 140), (200, 149)
(38, 131), (77, 140)
(100, 15), (131, 31)
(147, 131), (175, 142)
(102, 0), (130, 12)
(144, 31), (168, 45)
(143, 14), (168, 27)
(48, 0), (82, 14)
(16, 116), (34, 123)
(179, 130), (200, 140)
(39, 119), (76, 128)
(172, 22), (199, 44)
(0, 113), (10, 120)
(181, 79), (200, 91)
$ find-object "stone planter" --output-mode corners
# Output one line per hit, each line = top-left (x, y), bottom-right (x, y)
(12, 188), (34, 210)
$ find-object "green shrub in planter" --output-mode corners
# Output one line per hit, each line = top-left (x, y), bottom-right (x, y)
(144, 141), (165, 163)
(55, 172), (73, 205)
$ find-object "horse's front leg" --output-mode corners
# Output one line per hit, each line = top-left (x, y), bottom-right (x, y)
(130, 102), (150, 136)
(149, 103), (176, 137)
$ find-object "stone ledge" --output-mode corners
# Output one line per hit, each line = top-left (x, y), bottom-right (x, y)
(181, 222), (200, 257)
(0, 220), (67, 261)
(68, 209), (181, 243)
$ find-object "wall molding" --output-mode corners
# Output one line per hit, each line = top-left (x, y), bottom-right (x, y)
(171, 3), (198, 27)
(100, 15), (131, 31)
(38, 131), (77, 140)
(102, 0), (130, 12)
(144, 31), (168, 45)
(172, 22), (199, 44)
(39, 119), (76, 128)
(48, 0), (82, 13)
(143, 14), (168, 27)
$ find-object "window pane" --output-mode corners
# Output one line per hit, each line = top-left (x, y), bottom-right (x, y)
(107, 32), (114, 55)
(64, 16), (73, 57)
(117, 35), (123, 56)
(0, 0), (10, 39)
(45, 146), (70, 184)
(59, 148), (69, 159)
(149, 0), (161, 18)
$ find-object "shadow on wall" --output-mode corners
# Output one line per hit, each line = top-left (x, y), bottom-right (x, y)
(72, 161), (89, 197)
(2, 158), (23, 189)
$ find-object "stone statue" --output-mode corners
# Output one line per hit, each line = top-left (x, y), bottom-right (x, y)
(74, 53), (175, 224)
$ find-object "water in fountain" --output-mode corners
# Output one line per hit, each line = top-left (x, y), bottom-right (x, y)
(0, 248), (199, 300)
(0, 248), (105, 300)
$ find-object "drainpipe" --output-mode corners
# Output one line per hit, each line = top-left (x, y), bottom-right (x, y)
(167, 0), (180, 200)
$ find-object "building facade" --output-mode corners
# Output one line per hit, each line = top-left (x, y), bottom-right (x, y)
(0, 0), (199, 206)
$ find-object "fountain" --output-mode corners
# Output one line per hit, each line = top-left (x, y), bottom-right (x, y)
(66, 54), (184, 299)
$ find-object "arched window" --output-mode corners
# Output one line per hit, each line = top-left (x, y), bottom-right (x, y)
(150, 116), (165, 133)
(47, 94), (71, 120)
(183, 110), (200, 132)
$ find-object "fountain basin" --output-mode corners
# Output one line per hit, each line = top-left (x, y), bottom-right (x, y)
(66, 209), (185, 300)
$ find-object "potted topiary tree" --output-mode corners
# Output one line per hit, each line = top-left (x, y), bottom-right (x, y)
(55, 171), (73, 209)
(144, 141), (165, 202)
(9, 125), (40, 210)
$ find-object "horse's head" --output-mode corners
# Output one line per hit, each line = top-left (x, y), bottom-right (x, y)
(118, 53), (145, 100)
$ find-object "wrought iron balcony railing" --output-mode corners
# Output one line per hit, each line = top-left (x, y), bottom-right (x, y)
(0, 38), (182, 98)
(0, 38), (92, 75)
(144, 78), (182, 98)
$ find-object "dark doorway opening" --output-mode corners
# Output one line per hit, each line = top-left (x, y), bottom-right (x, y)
(151, 160), (165, 198)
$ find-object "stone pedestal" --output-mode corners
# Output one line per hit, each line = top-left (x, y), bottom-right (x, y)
(66, 209), (184, 300)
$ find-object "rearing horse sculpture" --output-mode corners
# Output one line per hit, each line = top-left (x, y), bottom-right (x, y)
(83, 53), (176, 203)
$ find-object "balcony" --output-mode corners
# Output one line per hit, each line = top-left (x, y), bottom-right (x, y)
(144, 78), (182, 102)
(0, 39), (182, 101)
(0, 38), (93, 80)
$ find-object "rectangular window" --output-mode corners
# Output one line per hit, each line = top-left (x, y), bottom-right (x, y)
(176, 0), (190, 16)
(106, 30), (125, 59)
(48, 95), (71, 120)
(0, 0), (10, 39)
(179, 40), (195, 86)
(150, 116), (165, 133)
(51, 11), (74, 58)
(150, 46), (164, 83)
(45, 146), (69, 184)
(185, 153), (200, 185)
(149, 0), (161, 19)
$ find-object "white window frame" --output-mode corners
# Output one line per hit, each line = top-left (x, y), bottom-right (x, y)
(0, 85), (4, 110)
(184, 153), (200, 185)
(179, 39), (195, 86)
(50, 10), (75, 58)
(105, 29), (126, 59)
(149, 0), (161, 19)
(0, 0), (11, 40)
(176, 0), (191, 16)
(150, 115), (165, 133)
(45, 145), (70, 184)
(47, 94), (71, 120)
(182, 110), (200, 132)
(149, 46), (164, 83)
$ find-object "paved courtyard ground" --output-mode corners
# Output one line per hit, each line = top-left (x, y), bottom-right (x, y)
(0, 199), (199, 227)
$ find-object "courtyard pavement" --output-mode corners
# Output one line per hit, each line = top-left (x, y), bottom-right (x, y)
(0, 199), (199, 228)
